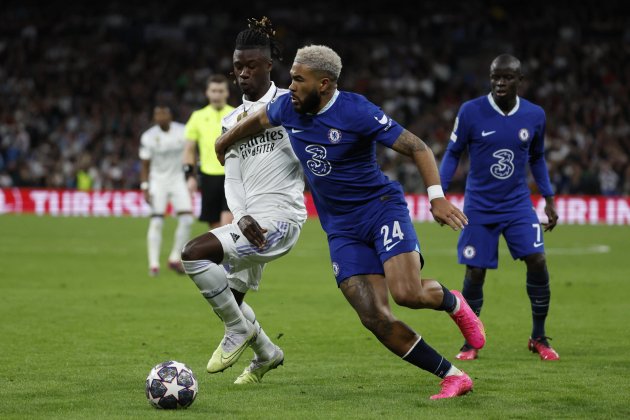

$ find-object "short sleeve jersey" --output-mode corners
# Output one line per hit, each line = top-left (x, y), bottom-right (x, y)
(266, 90), (404, 233)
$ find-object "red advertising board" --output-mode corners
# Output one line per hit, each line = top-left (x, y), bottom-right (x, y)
(1, 188), (629, 225)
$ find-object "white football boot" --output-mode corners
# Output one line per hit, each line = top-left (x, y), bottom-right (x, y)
(207, 322), (257, 373)
(234, 345), (284, 384)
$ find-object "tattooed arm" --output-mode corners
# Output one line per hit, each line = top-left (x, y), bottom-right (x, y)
(391, 129), (468, 230)
(391, 129), (442, 190)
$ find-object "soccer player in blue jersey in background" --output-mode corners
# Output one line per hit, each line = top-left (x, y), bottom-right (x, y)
(216, 44), (486, 400)
(439, 54), (560, 361)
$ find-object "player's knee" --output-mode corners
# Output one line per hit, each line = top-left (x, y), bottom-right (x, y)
(524, 252), (546, 272)
(358, 310), (394, 336)
(180, 240), (198, 262)
(391, 292), (414, 308)
(390, 287), (430, 309)
(181, 233), (223, 264)
(148, 216), (164, 233)
(181, 237), (210, 262)
(178, 213), (194, 226)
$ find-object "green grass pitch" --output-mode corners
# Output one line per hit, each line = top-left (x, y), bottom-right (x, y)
(1, 215), (629, 419)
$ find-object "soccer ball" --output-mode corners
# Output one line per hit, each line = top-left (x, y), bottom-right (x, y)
(145, 360), (198, 409)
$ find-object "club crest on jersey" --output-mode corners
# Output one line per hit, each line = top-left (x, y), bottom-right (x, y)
(328, 128), (342, 144)
(332, 262), (340, 277)
(237, 111), (248, 122)
(463, 245), (476, 259)
(519, 128), (530, 142)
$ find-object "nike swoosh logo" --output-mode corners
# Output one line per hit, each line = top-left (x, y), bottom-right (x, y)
(291, 128), (304, 133)
(374, 114), (388, 124)
(385, 241), (402, 251)
(533, 242), (544, 248)
(220, 334), (257, 365)
(481, 130), (496, 137)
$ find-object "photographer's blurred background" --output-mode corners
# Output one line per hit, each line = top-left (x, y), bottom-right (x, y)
(1, 1), (628, 195)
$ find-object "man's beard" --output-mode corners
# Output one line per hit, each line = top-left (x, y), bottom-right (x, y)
(296, 88), (321, 114)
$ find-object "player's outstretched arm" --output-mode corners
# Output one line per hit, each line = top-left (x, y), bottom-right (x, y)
(215, 107), (273, 165)
(391, 129), (468, 230)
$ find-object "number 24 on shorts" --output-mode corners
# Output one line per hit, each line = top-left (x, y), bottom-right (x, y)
(381, 221), (405, 251)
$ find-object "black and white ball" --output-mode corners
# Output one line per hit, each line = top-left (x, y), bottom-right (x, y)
(145, 361), (198, 409)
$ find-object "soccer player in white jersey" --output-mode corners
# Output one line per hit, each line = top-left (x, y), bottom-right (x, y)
(139, 105), (193, 276)
(181, 17), (306, 384)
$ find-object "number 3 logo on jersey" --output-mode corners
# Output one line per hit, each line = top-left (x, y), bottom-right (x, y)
(305, 144), (332, 176)
(490, 149), (515, 179)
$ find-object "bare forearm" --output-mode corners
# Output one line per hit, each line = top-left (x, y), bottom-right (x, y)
(391, 129), (441, 187)
(392, 129), (466, 229)
(183, 141), (197, 166)
(140, 160), (150, 183)
(216, 107), (271, 154)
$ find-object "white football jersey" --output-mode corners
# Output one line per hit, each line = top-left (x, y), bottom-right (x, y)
(223, 82), (306, 226)
(139, 122), (187, 184)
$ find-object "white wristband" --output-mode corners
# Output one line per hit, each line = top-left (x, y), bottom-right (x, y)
(427, 185), (445, 202)
(140, 181), (149, 191)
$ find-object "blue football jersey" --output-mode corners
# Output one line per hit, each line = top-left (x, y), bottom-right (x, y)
(266, 90), (405, 233)
(440, 94), (553, 223)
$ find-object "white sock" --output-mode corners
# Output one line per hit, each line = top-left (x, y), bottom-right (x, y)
(169, 214), (193, 262)
(240, 301), (276, 360)
(182, 260), (249, 333)
(445, 365), (464, 377)
(147, 217), (163, 268)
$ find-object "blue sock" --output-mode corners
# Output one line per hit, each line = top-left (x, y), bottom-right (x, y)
(527, 268), (550, 338)
(402, 338), (452, 378)
(462, 277), (484, 317)
(438, 285), (457, 312)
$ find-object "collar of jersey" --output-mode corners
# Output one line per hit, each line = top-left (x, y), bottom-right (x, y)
(311, 89), (339, 115)
(155, 124), (173, 133)
(242, 81), (278, 108)
(487, 93), (520, 116)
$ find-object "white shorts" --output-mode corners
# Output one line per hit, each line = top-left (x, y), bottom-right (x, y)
(212, 218), (301, 293)
(149, 179), (192, 215)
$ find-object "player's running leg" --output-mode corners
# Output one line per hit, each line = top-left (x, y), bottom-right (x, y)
(524, 253), (559, 360)
(234, 301), (284, 384)
(456, 266), (486, 360)
(147, 215), (163, 276)
(168, 212), (193, 274)
(504, 219), (559, 361)
(383, 252), (486, 350)
(181, 232), (256, 373)
(340, 274), (472, 399)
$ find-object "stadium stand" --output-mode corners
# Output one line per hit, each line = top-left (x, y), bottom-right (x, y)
(1, 1), (628, 195)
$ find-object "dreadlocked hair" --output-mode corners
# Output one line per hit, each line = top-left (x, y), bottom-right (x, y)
(235, 16), (283, 61)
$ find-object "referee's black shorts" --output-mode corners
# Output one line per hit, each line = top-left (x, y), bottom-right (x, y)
(199, 173), (229, 224)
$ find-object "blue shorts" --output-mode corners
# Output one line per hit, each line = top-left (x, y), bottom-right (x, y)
(327, 198), (422, 285)
(457, 210), (545, 269)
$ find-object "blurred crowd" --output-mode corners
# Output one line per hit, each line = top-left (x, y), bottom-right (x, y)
(1, 1), (629, 195)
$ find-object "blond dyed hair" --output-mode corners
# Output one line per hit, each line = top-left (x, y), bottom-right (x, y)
(294, 45), (342, 80)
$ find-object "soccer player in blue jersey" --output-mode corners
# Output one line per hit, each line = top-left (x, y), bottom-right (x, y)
(439, 54), (560, 361)
(216, 45), (486, 399)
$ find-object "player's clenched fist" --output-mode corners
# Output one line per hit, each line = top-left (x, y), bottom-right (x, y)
(430, 197), (468, 230)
